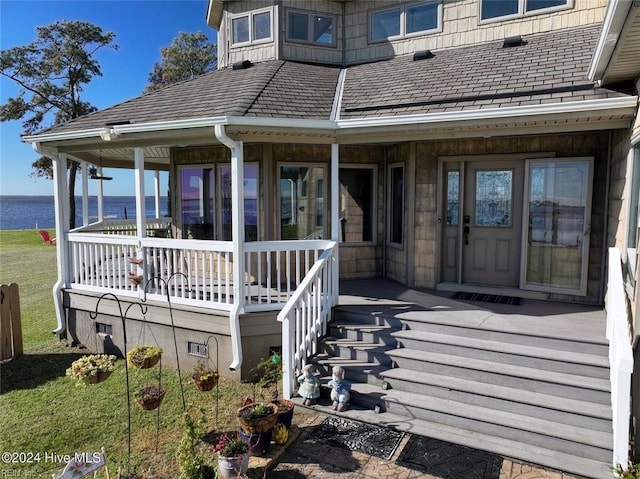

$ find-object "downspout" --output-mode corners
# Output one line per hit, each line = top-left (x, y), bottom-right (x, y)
(214, 124), (245, 371)
(33, 143), (68, 336)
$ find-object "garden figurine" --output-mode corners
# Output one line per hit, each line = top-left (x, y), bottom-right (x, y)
(328, 365), (351, 411)
(297, 364), (320, 406)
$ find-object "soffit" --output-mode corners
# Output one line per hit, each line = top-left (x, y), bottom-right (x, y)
(601, 6), (640, 84)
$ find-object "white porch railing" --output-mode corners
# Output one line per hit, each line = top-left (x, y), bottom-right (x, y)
(75, 218), (172, 237)
(606, 247), (634, 468)
(278, 241), (338, 399)
(67, 228), (332, 312)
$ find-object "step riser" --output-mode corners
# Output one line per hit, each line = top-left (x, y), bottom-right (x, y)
(314, 364), (384, 386)
(329, 326), (398, 347)
(386, 355), (610, 404)
(323, 344), (392, 366)
(378, 399), (612, 463)
(394, 337), (609, 379)
(333, 311), (608, 356)
(378, 377), (612, 432)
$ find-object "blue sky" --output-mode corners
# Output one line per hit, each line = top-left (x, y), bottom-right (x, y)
(0, 0), (216, 196)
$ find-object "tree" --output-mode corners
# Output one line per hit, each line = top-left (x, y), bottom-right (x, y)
(1, 20), (118, 229)
(145, 31), (217, 93)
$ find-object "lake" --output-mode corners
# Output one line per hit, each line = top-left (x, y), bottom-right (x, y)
(0, 196), (169, 230)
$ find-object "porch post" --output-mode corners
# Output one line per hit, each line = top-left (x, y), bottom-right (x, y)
(52, 152), (71, 335)
(134, 148), (147, 236)
(331, 143), (340, 304)
(154, 170), (161, 218)
(97, 167), (104, 222)
(215, 124), (245, 371)
(81, 162), (89, 227)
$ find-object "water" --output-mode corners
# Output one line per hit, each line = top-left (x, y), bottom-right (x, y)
(0, 196), (169, 230)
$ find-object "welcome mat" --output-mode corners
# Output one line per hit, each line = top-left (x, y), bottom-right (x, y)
(453, 291), (522, 305)
(313, 417), (404, 460)
(397, 436), (503, 479)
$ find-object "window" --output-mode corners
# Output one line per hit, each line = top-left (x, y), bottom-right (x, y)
(370, 1), (441, 43)
(627, 146), (640, 251)
(286, 9), (336, 46)
(179, 164), (259, 241)
(446, 170), (459, 226)
(339, 167), (375, 243)
(280, 165), (326, 240)
(480, 0), (570, 22)
(219, 164), (259, 241)
(231, 8), (272, 46)
(389, 165), (404, 245)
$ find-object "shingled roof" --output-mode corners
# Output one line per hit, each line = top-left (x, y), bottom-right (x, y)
(340, 25), (627, 119)
(30, 24), (633, 139)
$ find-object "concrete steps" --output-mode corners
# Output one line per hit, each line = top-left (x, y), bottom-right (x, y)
(311, 306), (613, 479)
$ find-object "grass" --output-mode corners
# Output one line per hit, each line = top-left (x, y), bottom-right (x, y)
(0, 230), (268, 478)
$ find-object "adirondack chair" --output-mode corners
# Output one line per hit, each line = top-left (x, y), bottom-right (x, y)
(51, 447), (109, 479)
(39, 230), (56, 245)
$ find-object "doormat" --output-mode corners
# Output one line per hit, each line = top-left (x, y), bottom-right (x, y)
(453, 291), (522, 305)
(313, 417), (404, 460)
(397, 436), (503, 479)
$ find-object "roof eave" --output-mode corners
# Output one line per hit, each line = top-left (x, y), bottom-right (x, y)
(588, 0), (634, 82)
(206, 0), (224, 30)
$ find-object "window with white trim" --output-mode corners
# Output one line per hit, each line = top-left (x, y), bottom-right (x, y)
(231, 8), (272, 46)
(286, 9), (336, 46)
(370, 1), (441, 43)
(339, 166), (376, 243)
(480, 0), (571, 22)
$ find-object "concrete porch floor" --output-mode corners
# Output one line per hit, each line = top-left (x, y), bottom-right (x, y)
(337, 279), (607, 343)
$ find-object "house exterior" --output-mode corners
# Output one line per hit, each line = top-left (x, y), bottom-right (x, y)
(23, 0), (640, 474)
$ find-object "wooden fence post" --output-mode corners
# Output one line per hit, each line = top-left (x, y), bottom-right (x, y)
(0, 283), (23, 360)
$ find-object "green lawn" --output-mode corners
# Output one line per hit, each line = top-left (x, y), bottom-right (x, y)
(0, 230), (258, 478)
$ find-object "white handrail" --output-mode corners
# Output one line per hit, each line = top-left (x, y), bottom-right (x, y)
(278, 241), (337, 399)
(606, 247), (634, 468)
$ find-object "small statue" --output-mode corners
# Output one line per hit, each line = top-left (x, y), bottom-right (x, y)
(328, 365), (351, 412)
(297, 364), (320, 406)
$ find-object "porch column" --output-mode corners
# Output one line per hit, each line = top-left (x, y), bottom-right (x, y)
(134, 148), (147, 236)
(331, 143), (340, 304)
(97, 167), (104, 222)
(154, 170), (161, 218)
(81, 162), (89, 227)
(215, 124), (245, 371)
(52, 152), (71, 335)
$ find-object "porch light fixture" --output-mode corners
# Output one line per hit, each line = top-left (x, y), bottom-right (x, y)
(99, 127), (118, 141)
(503, 35), (526, 48)
(413, 50), (434, 61)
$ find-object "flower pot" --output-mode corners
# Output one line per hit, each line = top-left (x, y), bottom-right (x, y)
(238, 428), (272, 456)
(272, 399), (294, 429)
(192, 374), (218, 392)
(87, 370), (112, 384)
(237, 403), (278, 434)
(217, 452), (249, 479)
(135, 386), (166, 411)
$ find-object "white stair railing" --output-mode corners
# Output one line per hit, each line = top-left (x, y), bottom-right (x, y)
(606, 247), (634, 468)
(278, 242), (338, 399)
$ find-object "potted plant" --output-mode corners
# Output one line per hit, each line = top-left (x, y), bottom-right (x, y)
(127, 345), (162, 369)
(256, 353), (295, 428)
(212, 432), (249, 479)
(191, 361), (219, 392)
(236, 402), (278, 434)
(134, 385), (166, 411)
(66, 354), (117, 385)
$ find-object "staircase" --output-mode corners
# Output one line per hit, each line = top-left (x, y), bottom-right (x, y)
(310, 304), (613, 479)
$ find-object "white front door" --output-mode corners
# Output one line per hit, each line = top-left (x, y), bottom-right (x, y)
(462, 161), (524, 287)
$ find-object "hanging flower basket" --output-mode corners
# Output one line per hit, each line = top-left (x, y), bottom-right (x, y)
(236, 402), (278, 434)
(135, 385), (166, 411)
(127, 345), (162, 369)
(191, 361), (219, 392)
(66, 354), (117, 386)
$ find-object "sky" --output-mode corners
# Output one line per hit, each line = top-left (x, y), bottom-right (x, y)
(0, 0), (216, 196)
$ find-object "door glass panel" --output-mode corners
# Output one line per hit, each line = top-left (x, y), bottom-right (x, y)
(280, 166), (325, 239)
(446, 170), (459, 226)
(524, 160), (589, 292)
(219, 165), (259, 241)
(475, 170), (512, 227)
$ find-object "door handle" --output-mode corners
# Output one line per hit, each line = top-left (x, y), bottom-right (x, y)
(464, 226), (470, 245)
